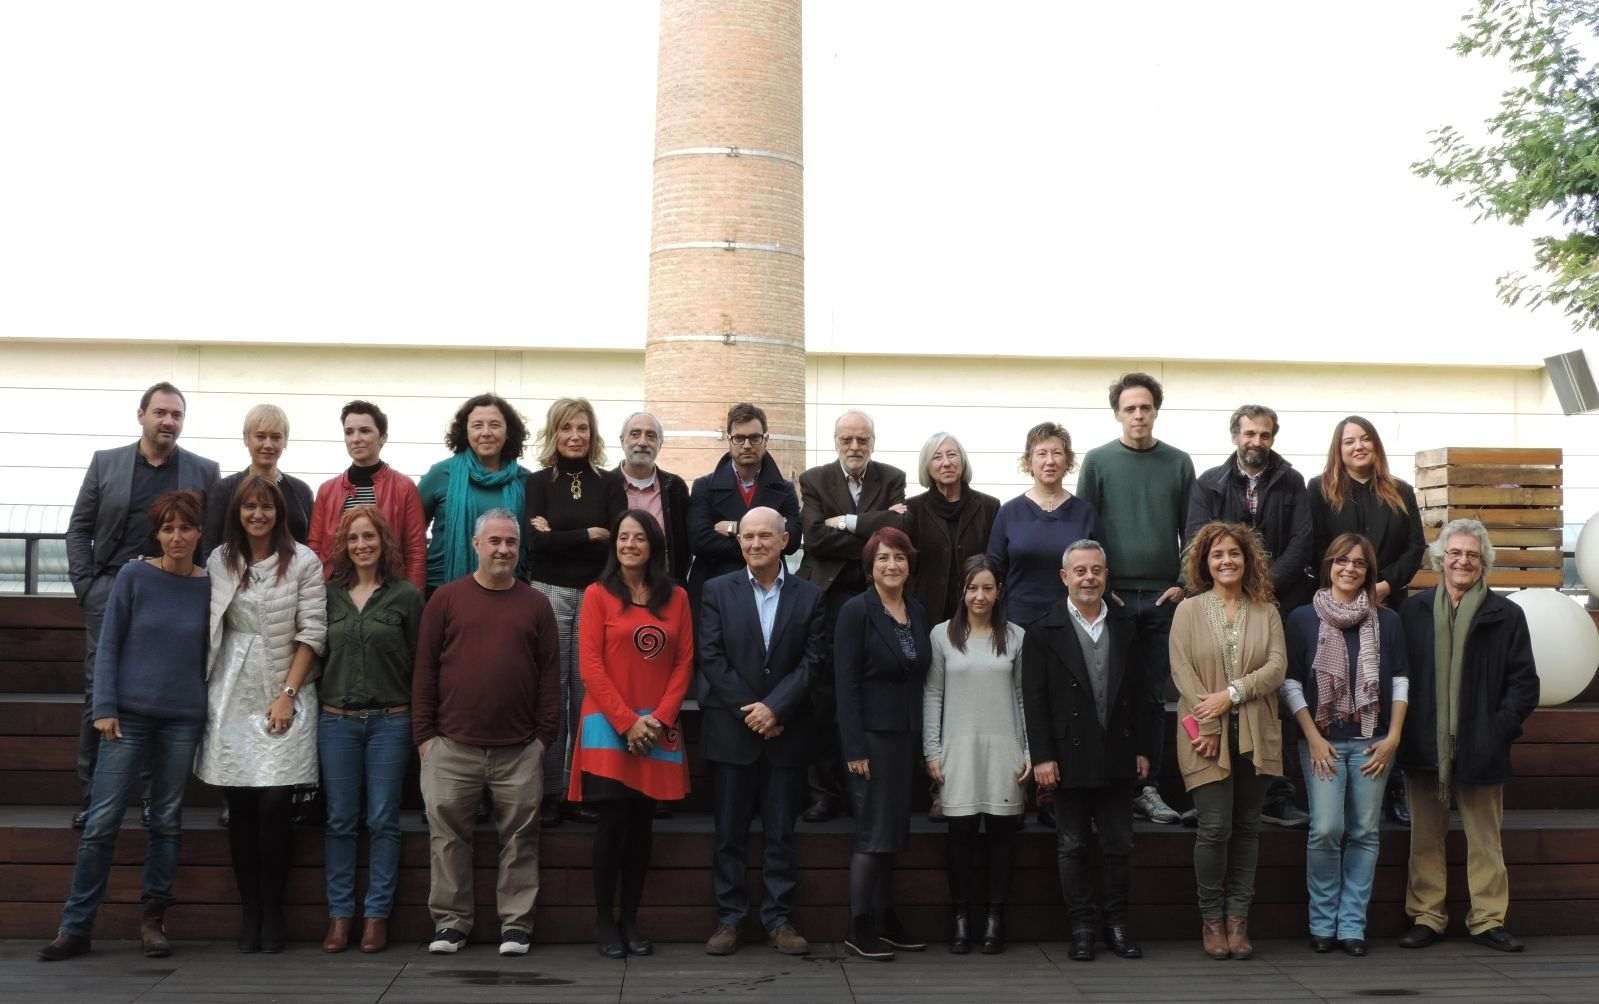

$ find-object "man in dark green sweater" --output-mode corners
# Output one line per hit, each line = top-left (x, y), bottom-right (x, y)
(1074, 373), (1194, 825)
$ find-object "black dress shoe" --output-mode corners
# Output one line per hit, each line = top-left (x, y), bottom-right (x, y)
(801, 798), (840, 824)
(1340, 938), (1369, 957)
(596, 924), (626, 960)
(1309, 935), (1337, 953)
(1398, 924), (1443, 949)
(622, 922), (653, 956)
(1471, 927), (1525, 953)
(949, 909), (972, 955)
(1102, 924), (1142, 959)
(1068, 928), (1095, 961)
(71, 810), (88, 830)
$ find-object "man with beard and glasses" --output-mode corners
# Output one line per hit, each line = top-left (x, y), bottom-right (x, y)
(1186, 404), (1314, 829)
(615, 412), (690, 583)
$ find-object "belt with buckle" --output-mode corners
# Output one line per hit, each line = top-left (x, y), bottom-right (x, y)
(321, 704), (409, 719)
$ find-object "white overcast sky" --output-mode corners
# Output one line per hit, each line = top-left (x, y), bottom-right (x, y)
(0, 2), (1582, 365)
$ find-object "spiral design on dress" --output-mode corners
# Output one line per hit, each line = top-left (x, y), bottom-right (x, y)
(633, 623), (668, 659)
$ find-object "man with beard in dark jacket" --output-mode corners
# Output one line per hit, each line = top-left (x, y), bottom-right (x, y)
(1185, 404), (1313, 830)
(615, 411), (691, 582)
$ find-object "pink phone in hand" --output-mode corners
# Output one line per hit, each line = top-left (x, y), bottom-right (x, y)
(1181, 714), (1202, 741)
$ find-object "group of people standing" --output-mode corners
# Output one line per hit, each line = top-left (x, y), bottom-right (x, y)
(38, 371), (1541, 965)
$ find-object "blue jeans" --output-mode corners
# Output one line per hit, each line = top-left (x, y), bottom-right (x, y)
(59, 711), (203, 935)
(319, 710), (411, 918)
(1300, 738), (1385, 938)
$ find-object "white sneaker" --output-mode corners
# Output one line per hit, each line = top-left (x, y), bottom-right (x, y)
(428, 928), (466, 954)
(1132, 786), (1181, 824)
(499, 930), (531, 956)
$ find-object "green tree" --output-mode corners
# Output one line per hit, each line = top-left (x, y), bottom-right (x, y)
(1413, 0), (1599, 330)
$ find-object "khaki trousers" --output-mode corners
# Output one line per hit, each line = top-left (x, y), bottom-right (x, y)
(420, 735), (544, 935)
(1404, 771), (1508, 935)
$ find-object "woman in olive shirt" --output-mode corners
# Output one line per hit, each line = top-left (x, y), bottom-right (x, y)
(317, 506), (423, 955)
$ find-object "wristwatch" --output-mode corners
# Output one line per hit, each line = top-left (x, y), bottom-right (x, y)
(1226, 683), (1242, 705)
(282, 685), (298, 699)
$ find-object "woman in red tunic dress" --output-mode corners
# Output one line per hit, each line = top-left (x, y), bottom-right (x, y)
(569, 508), (693, 959)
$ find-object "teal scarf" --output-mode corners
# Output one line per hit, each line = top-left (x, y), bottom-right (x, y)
(441, 451), (524, 583)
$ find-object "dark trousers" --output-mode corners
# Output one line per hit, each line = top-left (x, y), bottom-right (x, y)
(711, 757), (806, 932)
(77, 572), (151, 811)
(1055, 782), (1136, 930)
(806, 584), (855, 808)
(1122, 589), (1176, 780)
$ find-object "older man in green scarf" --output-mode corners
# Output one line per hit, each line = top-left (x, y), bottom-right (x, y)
(1396, 518), (1539, 953)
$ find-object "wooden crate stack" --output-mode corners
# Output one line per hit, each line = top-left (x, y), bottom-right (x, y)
(1411, 447), (1564, 590)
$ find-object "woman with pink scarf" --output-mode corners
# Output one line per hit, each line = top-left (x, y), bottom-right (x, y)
(1282, 532), (1409, 958)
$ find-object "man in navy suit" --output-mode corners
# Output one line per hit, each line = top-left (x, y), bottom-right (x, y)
(64, 382), (220, 827)
(698, 506), (826, 958)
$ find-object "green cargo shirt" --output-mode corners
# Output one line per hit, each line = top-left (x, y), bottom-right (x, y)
(319, 579), (425, 709)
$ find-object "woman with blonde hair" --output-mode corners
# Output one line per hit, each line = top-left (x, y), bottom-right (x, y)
(1170, 520), (1286, 960)
(526, 397), (627, 825)
(203, 403), (314, 556)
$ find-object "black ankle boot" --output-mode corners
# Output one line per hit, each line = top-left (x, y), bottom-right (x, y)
(979, 907), (1006, 955)
(845, 914), (894, 961)
(949, 908), (972, 954)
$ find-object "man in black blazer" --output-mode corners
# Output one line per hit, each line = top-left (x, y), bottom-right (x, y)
(796, 410), (907, 822)
(614, 411), (692, 582)
(698, 507), (826, 957)
(64, 382), (220, 826)
(1022, 539), (1153, 962)
(686, 402), (801, 605)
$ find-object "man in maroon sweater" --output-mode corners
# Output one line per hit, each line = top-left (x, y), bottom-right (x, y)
(413, 508), (560, 957)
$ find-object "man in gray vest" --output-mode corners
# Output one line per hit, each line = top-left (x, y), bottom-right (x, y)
(64, 382), (220, 828)
(1022, 540), (1153, 962)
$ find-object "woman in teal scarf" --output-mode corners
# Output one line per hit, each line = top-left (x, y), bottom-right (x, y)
(418, 394), (530, 590)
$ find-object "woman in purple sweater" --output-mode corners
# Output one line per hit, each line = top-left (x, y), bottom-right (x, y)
(39, 491), (211, 962)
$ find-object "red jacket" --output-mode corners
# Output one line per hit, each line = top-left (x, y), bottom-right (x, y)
(308, 464), (427, 589)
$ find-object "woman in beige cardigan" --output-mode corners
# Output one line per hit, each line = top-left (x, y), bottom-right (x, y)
(1170, 521), (1286, 961)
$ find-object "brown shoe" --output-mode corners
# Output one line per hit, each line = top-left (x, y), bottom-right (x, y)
(360, 917), (388, 953)
(705, 923), (739, 956)
(140, 915), (172, 958)
(769, 922), (809, 956)
(1201, 918), (1230, 960)
(38, 932), (91, 962)
(322, 917), (353, 954)
(1226, 916), (1253, 960)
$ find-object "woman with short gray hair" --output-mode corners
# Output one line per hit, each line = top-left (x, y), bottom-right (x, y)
(203, 404), (315, 556)
(904, 432), (1000, 625)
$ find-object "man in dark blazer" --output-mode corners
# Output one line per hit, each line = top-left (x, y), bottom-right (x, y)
(64, 382), (220, 826)
(1184, 404), (1314, 829)
(615, 411), (691, 582)
(1022, 539), (1153, 962)
(796, 410), (907, 822)
(686, 402), (801, 604)
(699, 507), (827, 958)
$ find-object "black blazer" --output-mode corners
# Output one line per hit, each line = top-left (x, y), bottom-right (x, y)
(1308, 475), (1426, 597)
(1021, 598), (1153, 787)
(697, 568), (827, 767)
(687, 453), (801, 601)
(1398, 587), (1539, 785)
(797, 460), (907, 594)
(834, 589), (932, 761)
(1187, 452), (1313, 610)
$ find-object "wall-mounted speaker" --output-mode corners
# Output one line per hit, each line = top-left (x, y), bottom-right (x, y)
(1545, 349), (1599, 416)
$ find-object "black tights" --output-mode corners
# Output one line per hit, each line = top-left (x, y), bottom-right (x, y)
(849, 850), (897, 919)
(592, 797), (656, 927)
(224, 786), (293, 931)
(946, 813), (1021, 909)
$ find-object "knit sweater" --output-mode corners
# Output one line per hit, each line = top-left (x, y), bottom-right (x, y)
(1074, 439), (1195, 591)
(92, 559), (211, 722)
(525, 458), (628, 588)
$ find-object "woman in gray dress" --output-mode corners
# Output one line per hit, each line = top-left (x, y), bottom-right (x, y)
(924, 555), (1028, 954)
(195, 475), (327, 953)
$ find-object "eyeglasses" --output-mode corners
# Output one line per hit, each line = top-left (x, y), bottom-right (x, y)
(1444, 549), (1483, 564)
(1331, 556), (1369, 570)
(729, 434), (767, 446)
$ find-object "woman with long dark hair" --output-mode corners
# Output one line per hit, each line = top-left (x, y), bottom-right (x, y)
(1170, 521), (1286, 961)
(195, 475), (327, 953)
(317, 506), (423, 954)
(567, 509), (693, 958)
(417, 393), (532, 590)
(923, 555), (1027, 954)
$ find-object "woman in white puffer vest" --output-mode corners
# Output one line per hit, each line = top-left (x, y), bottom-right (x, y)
(195, 474), (327, 954)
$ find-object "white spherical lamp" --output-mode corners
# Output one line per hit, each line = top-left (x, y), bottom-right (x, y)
(1577, 513), (1599, 594)
(1507, 588), (1599, 707)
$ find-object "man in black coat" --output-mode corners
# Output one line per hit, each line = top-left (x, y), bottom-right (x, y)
(1396, 520), (1539, 954)
(1022, 539), (1153, 962)
(614, 411), (691, 582)
(1185, 404), (1314, 829)
(797, 410), (907, 822)
(686, 403), (801, 604)
(698, 507), (826, 958)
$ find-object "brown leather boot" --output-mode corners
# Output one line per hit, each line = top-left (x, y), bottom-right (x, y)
(1201, 918), (1230, 960)
(1226, 916), (1253, 959)
(322, 917), (352, 954)
(360, 917), (388, 954)
(140, 914), (171, 958)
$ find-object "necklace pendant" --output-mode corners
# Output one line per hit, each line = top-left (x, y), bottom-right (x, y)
(570, 475), (583, 502)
